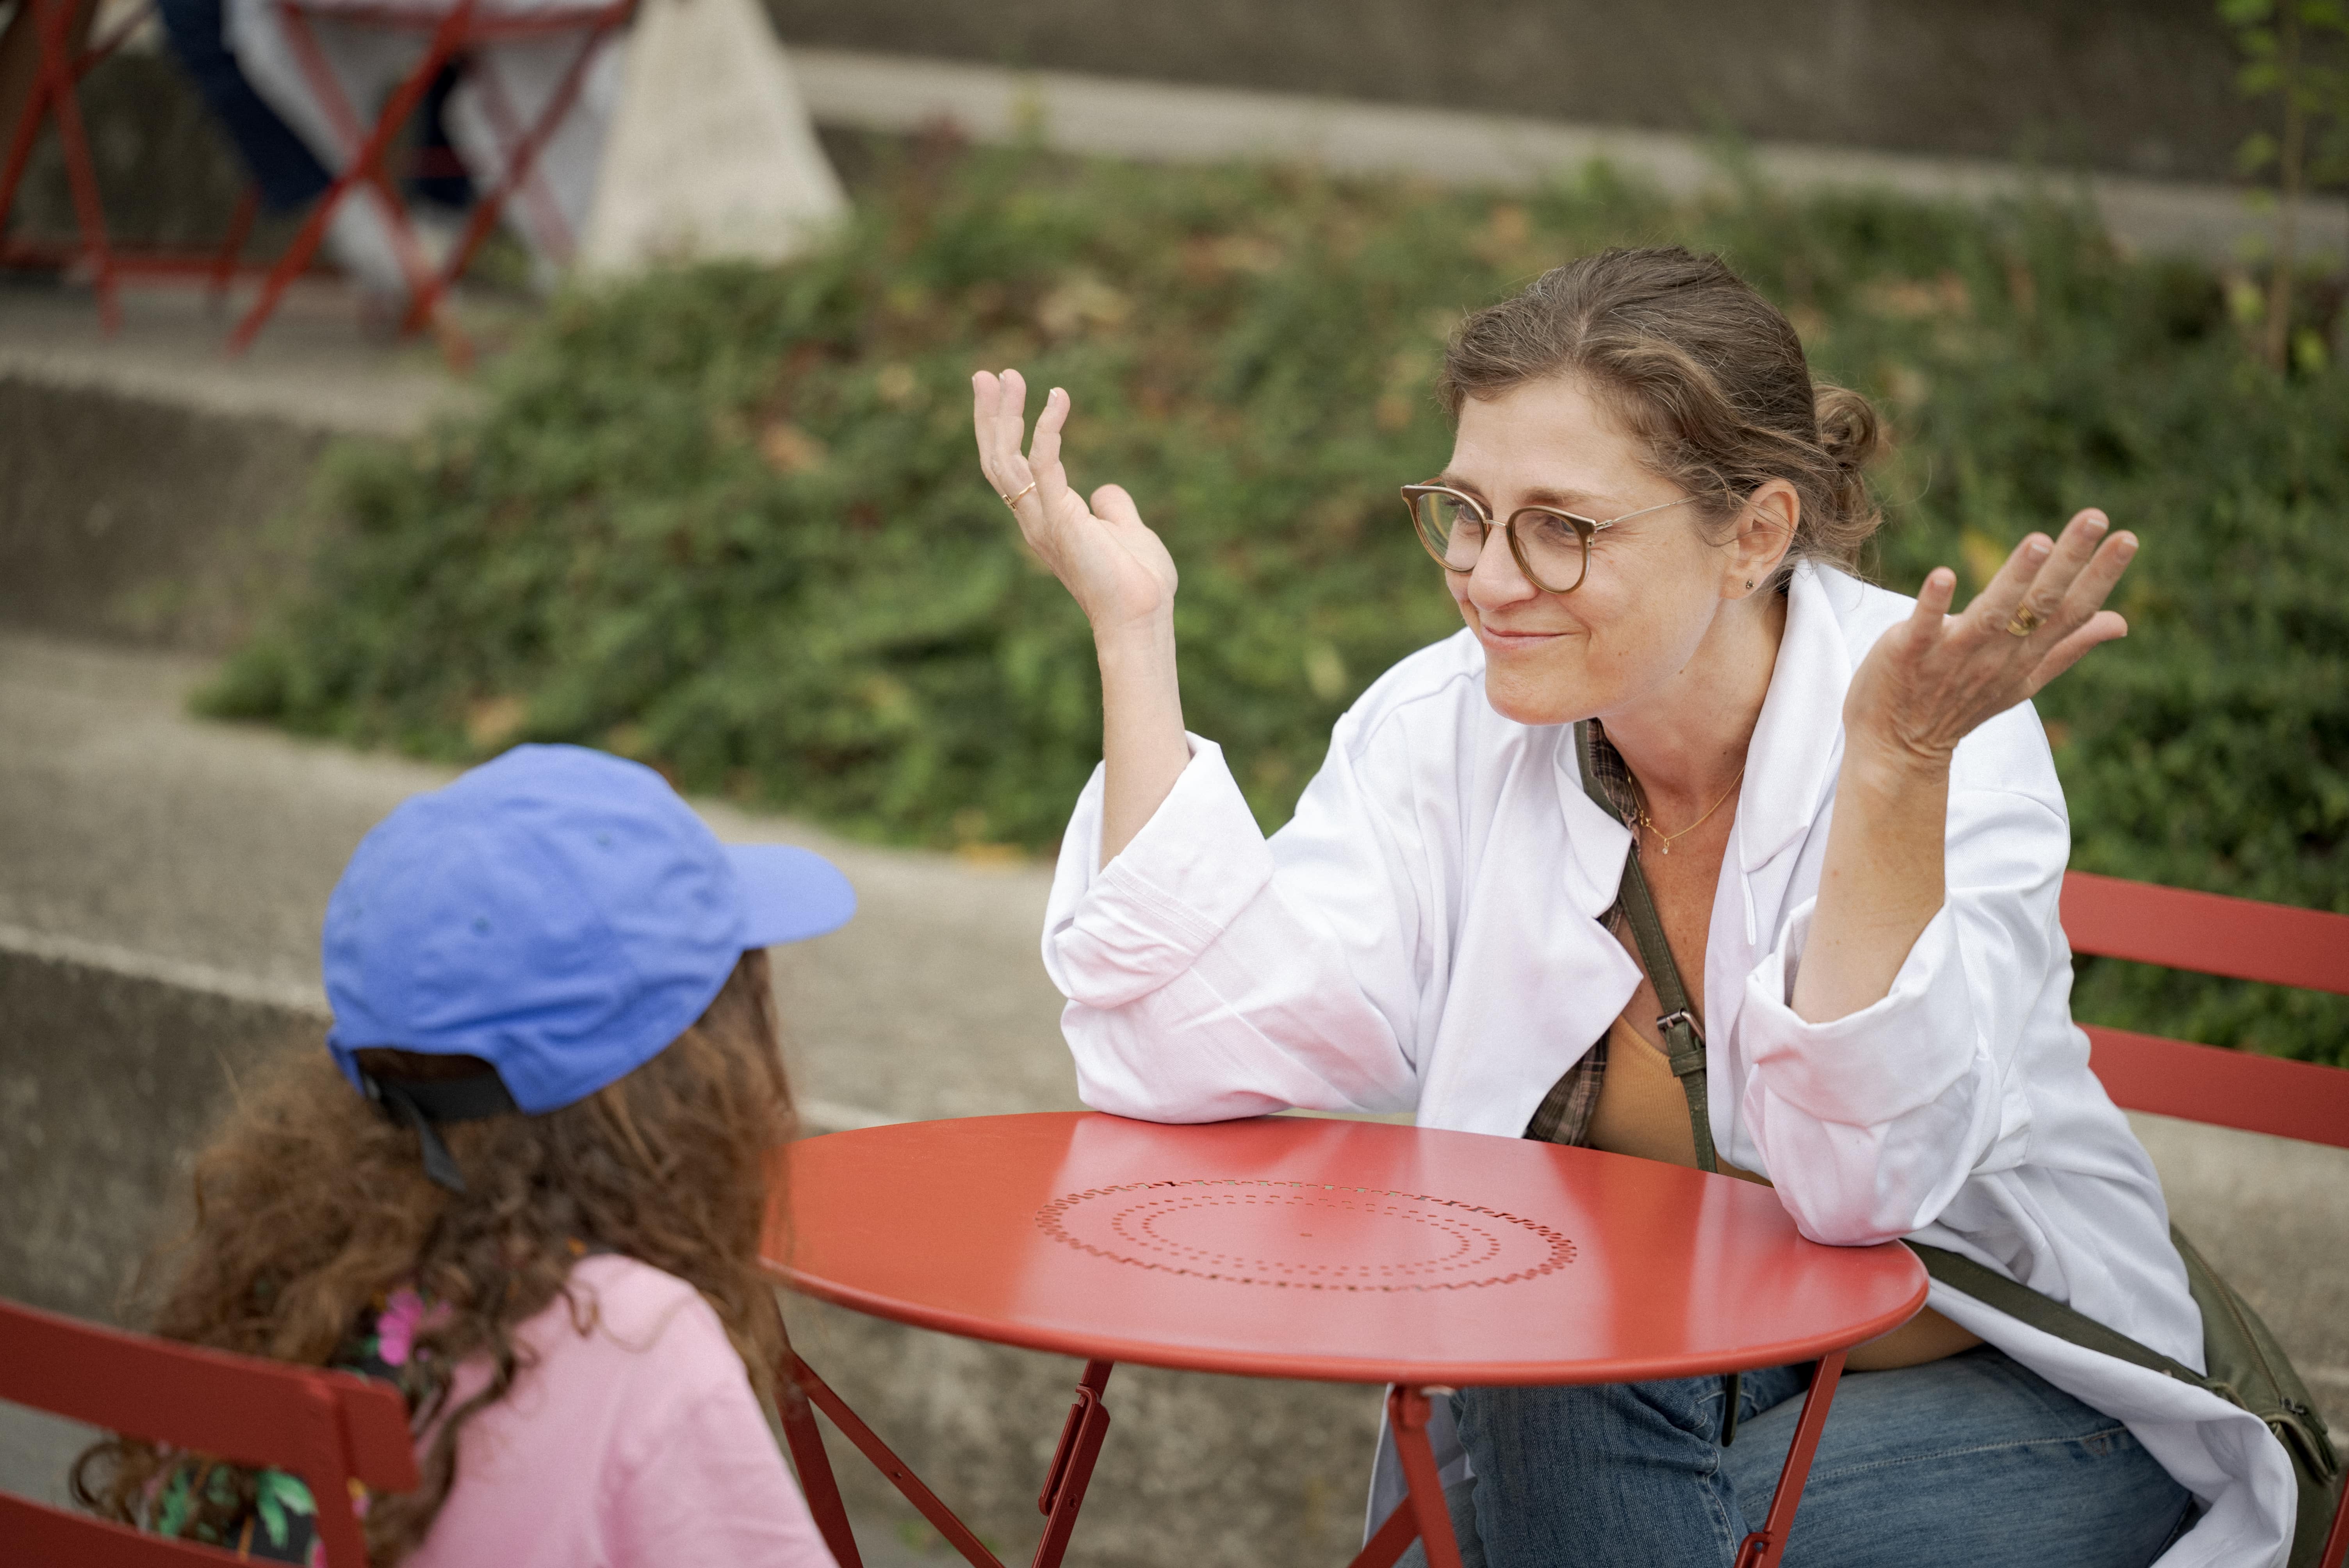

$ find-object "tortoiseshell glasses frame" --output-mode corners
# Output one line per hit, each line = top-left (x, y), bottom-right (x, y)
(1401, 483), (1699, 594)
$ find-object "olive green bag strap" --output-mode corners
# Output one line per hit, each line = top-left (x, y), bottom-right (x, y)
(1572, 721), (1720, 1174)
(1566, 722), (1745, 1437)
(1900, 1241), (2200, 1384)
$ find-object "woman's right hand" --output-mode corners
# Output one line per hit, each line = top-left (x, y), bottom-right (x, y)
(973, 370), (1178, 636)
(974, 370), (1191, 863)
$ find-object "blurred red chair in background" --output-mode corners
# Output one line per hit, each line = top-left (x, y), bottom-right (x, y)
(0, 0), (262, 330)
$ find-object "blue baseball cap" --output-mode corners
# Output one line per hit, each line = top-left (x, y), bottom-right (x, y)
(322, 744), (855, 1114)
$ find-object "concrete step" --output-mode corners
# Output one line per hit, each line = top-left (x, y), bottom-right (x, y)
(0, 281), (467, 659)
(0, 631), (1081, 1138)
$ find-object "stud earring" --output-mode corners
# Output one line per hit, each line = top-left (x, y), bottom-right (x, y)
(1745, 579), (1754, 589)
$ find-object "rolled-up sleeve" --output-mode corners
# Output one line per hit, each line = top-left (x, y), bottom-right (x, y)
(1048, 739), (1279, 1010)
(1735, 784), (2068, 1245)
(1043, 716), (1443, 1124)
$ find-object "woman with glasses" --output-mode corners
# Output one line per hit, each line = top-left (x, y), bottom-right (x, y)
(970, 248), (2287, 1568)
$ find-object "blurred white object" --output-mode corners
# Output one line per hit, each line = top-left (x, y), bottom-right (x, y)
(577, 0), (845, 275)
(90, 0), (163, 52)
(224, 0), (627, 304)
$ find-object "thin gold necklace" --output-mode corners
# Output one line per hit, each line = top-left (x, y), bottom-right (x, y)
(1630, 766), (1746, 855)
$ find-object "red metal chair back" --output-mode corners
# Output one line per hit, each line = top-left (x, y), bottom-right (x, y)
(2060, 871), (2349, 1149)
(2062, 872), (2349, 1568)
(0, 1296), (418, 1567)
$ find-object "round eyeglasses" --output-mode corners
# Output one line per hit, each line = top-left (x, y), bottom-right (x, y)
(1401, 483), (1699, 594)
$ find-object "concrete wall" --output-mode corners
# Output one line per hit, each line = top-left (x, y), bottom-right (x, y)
(0, 948), (318, 1323)
(0, 376), (329, 653)
(4, 5), (2278, 255)
(764, 0), (2260, 182)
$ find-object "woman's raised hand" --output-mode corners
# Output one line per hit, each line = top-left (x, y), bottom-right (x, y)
(1845, 508), (2137, 767)
(973, 370), (1178, 636)
(1794, 510), (2136, 1023)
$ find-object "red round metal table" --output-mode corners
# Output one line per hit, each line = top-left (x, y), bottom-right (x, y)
(762, 1112), (1926, 1568)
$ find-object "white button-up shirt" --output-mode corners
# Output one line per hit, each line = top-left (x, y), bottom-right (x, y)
(1043, 562), (2295, 1568)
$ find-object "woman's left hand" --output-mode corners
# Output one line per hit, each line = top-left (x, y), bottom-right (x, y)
(1795, 509), (2135, 1023)
(1845, 509), (2137, 769)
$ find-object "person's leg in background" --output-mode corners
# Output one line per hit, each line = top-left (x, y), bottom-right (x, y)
(404, 60), (470, 216)
(1447, 1348), (2190, 1568)
(152, 0), (330, 212)
(219, 0), (435, 308)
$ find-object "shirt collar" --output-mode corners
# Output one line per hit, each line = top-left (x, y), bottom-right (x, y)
(1552, 740), (1635, 919)
(1736, 560), (1857, 871)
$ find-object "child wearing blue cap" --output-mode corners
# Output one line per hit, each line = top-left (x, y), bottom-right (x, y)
(76, 745), (853, 1567)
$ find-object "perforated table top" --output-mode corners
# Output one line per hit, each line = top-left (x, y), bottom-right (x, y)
(764, 1112), (1927, 1386)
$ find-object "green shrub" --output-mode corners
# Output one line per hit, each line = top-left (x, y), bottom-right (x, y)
(204, 141), (2348, 1064)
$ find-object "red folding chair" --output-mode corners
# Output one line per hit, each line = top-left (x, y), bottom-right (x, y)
(0, 1295), (419, 1567)
(225, 0), (633, 367)
(0, 0), (260, 330)
(2060, 870), (2349, 1568)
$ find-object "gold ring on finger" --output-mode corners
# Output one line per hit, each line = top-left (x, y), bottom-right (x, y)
(1000, 480), (1039, 509)
(2005, 604), (2044, 638)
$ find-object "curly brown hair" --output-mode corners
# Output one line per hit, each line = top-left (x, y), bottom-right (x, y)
(1439, 246), (1886, 589)
(73, 949), (794, 1564)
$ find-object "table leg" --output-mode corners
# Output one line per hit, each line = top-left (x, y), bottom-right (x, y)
(777, 1347), (863, 1568)
(1733, 1349), (1848, 1568)
(1031, 1360), (1115, 1568)
(1346, 1386), (1465, 1568)
(778, 1344), (1125, 1568)
(780, 1346), (1005, 1568)
(1349, 1500), (1423, 1568)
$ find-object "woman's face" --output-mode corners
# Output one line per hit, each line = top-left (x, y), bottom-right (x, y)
(1439, 375), (1753, 728)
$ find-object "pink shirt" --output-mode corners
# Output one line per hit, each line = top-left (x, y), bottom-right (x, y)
(405, 1254), (836, 1568)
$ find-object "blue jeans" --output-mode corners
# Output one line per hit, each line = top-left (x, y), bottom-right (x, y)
(155, 0), (330, 211)
(1410, 1346), (2192, 1568)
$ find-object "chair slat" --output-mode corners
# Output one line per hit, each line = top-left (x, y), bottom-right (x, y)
(2062, 871), (2349, 997)
(0, 1300), (418, 1492)
(2084, 1025), (2349, 1149)
(0, 1493), (256, 1567)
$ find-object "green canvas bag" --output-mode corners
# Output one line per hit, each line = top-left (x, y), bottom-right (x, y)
(1555, 719), (2344, 1562)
